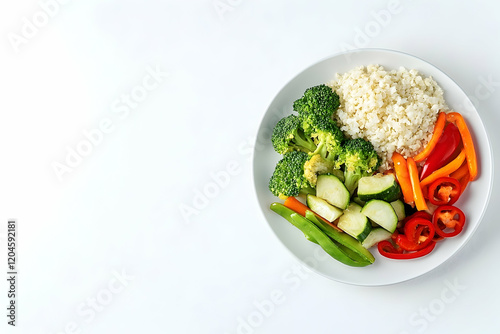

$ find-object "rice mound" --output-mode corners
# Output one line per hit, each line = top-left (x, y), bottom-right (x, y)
(329, 64), (448, 170)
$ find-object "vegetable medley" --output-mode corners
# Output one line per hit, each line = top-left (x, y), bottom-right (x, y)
(268, 82), (477, 267)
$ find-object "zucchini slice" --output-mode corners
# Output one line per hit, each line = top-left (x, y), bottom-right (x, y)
(316, 174), (350, 210)
(346, 202), (363, 213)
(390, 199), (406, 221)
(361, 199), (398, 233)
(358, 174), (401, 202)
(361, 227), (392, 249)
(306, 195), (344, 222)
(338, 203), (371, 242)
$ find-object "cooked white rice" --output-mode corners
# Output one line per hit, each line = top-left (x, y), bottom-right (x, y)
(329, 64), (448, 170)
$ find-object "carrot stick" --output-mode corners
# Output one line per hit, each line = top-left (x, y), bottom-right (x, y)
(283, 196), (342, 231)
(413, 111), (447, 162)
(284, 196), (310, 217)
(446, 112), (478, 181)
(407, 157), (428, 211)
(420, 149), (466, 188)
(450, 161), (469, 181)
(392, 152), (414, 205)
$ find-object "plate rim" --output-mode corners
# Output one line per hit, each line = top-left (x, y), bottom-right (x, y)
(252, 47), (494, 286)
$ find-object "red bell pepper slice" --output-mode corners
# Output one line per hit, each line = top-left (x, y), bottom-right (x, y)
(428, 177), (462, 206)
(378, 240), (436, 259)
(377, 240), (404, 256)
(403, 211), (444, 242)
(408, 211), (432, 221)
(432, 205), (466, 238)
(396, 217), (435, 251)
(420, 123), (462, 180)
(397, 211), (431, 231)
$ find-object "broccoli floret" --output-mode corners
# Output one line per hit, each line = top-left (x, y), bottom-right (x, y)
(291, 85), (344, 162)
(269, 151), (315, 199)
(340, 138), (382, 195)
(304, 154), (334, 187)
(310, 118), (345, 163)
(293, 84), (340, 134)
(271, 115), (317, 154)
(293, 84), (340, 120)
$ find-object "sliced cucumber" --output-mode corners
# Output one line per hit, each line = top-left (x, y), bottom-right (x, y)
(316, 174), (350, 210)
(390, 199), (406, 221)
(361, 199), (398, 233)
(306, 195), (344, 222)
(346, 202), (363, 213)
(358, 174), (401, 202)
(361, 228), (392, 249)
(338, 203), (371, 242)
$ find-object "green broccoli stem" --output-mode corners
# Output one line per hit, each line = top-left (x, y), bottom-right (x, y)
(343, 170), (362, 196)
(299, 185), (316, 196)
(313, 141), (326, 159)
(294, 131), (317, 152)
(313, 141), (335, 162)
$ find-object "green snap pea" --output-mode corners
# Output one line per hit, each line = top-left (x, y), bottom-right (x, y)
(305, 235), (319, 245)
(302, 213), (369, 263)
(304, 211), (375, 264)
(270, 203), (371, 267)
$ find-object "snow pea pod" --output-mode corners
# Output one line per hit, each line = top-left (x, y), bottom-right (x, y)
(304, 211), (375, 264)
(270, 203), (371, 267)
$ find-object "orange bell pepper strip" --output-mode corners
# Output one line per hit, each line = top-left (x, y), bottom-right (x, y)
(446, 112), (478, 181)
(407, 157), (428, 211)
(413, 111), (447, 162)
(420, 149), (466, 188)
(449, 161), (469, 181)
(392, 152), (414, 205)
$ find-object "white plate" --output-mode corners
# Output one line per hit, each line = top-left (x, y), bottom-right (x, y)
(252, 49), (493, 286)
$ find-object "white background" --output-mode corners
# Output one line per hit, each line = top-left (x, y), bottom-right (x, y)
(0, 1), (499, 333)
